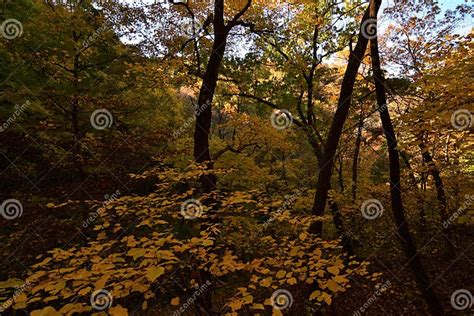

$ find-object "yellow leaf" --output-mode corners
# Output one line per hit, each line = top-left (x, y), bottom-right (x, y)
(59, 303), (86, 314)
(309, 290), (321, 301)
(276, 270), (286, 279)
(229, 299), (243, 311)
(171, 297), (180, 306)
(333, 275), (349, 284)
(261, 277), (272, 287)
(109, 305), (128, 316)
(146, 266), (165, 282)
(32, 257), (52, 268)
(31, 307), (61, 316)
(95, 275), (110, 290)
(252, 303), (265, 310)
(299, 232), (308, 241)
(0, 278), (23, 288)
(326, 279), (340, 292)
(142, 300), (148, 310)
(78, 286), (91, 295)
(242, 295), (253, 304)
(202, 239), (214, 246)
(15, 293), (27, 302)
(287, 277), (297, 285)
(127, 248), (145, 260)
(319, 291), (332, 305)
(272, 309), (283, 316)
(13, 301), (27, 309)
(327, 266), (340, 275)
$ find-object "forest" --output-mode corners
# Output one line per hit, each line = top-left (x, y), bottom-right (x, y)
(0, 0), (473, 315)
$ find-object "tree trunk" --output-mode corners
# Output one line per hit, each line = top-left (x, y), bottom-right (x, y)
(369, 5), (444, 314)
(193, 0), (228, 192)
(400, 150), (426, 227)
(328, 197), (355, 256)
(337, 156), (344, 192)
(309, 1), (379, 235)
(309, 138), (355, 255)
(71, 50), (85, 184)
(352, 116), (363, 202)
(71, 98), (83, 178)
(419, 140), (456, 254)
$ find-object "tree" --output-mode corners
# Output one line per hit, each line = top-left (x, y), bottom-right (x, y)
(309, 0), (381, 235)
(368, 1), (444, 313)
(187, 0), (253, 192)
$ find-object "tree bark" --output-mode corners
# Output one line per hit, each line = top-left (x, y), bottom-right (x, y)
(328, 196), (355, 256)
(309, 1), (379, 235)
(71, 39), (85, 185)
(310, 139), (355, 255)
(193, 0), (228, 192)
(369, 4), (444, 314)
(419, 140), (456, 254)
(193, 0), (252, 192)
(352, 115), (363, 202)
(419, 143), (448, 221)
(400, 150), (427, 227)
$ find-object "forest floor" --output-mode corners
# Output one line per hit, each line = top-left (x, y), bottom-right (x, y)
(1, 184), (473, 315)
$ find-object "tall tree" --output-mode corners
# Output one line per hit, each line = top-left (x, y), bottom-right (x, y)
(309, 0), (381, 235)
(223, 1), (370, 253)
(193, 0), (252, 192)
(368, 1), (444, 314)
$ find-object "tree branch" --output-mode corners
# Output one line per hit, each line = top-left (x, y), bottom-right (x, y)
(226, 0), (252, 31)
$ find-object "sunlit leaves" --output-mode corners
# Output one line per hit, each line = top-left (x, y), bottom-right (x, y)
(145, 266), (165, 282)
(15, 162), (371, 314)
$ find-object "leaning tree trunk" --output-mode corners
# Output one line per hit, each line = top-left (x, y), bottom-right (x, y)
(419, 140), (456, 255)
(309, 0), (380, 235)
(369, 4), (444, 314)
(400, 151), (427, 228)
(310, 139), (356, 256)
(193, 0), (228, 192)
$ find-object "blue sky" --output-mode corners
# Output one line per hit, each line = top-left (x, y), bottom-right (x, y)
(438, 0), (471, 10)
(439, 0), (473, 32)
(382, 0), (470, 10)
(381, 0), (473, 33)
